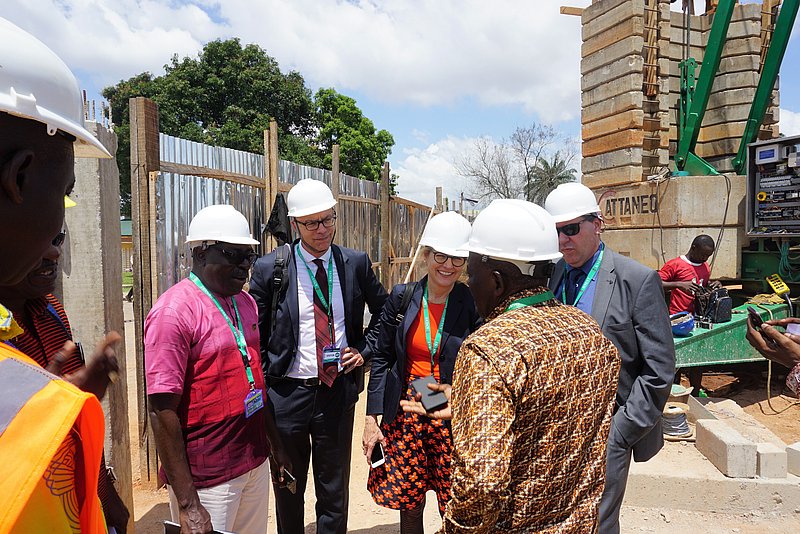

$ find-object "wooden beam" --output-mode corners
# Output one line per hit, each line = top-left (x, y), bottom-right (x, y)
(332, 144), (341, 236)
(560, 6), (584, 16)
(158, 161), (264, 189)
(380, 163), (391, 288)
(338, 194), (381, 206)
(390, 196), (433, 212)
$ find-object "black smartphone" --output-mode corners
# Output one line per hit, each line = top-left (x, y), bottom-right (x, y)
(409, 375), (449, 413)
(282, 469), (297, 494)
(370, 442), (385, 468)
(747, 306), (764, 328)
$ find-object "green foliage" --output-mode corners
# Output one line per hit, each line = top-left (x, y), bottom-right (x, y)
(103, 39), (393, 216)
(524, 151), (577, 205)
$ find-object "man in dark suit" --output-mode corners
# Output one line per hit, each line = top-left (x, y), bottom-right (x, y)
(545, 183), (675, 534)
(250, 179), (387, 534)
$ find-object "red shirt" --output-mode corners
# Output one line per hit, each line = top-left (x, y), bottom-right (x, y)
(405, 301), (445, 381)
(658, 256), (711, 315)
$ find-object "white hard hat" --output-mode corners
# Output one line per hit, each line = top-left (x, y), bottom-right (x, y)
(0, 18), (111, 159)
(465, 199), (562, 274)
(186, 205), (260, 247)
(544, 183), (601, 223)
(287, 179), (337, 218)
(419, 212), (472, 258)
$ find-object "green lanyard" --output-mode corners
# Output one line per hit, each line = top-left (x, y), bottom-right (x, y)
(561, 248), (604, 306)
(505, 290), (555, 312)
(189, 272), (255, 388)
(423, 284), (449, 375)
(296, 244), (336, 342)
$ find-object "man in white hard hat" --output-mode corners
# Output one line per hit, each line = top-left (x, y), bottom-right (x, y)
(417, 199), (619, 532)
(545, 183), (675, 534)
(250, 179), (388, 534)
(0, 17), (122, 533)
(145, 205), (291, 534)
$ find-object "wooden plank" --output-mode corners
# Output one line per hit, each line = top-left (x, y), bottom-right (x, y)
(581, 35), (644, 75)
(380, 163), (391, 288)
(392, 196), (434, 212)
(581, 54), (644, 92)
(582, 16), (644, 57)
(582, 165), (644, 188)
(582, 109), (645, 141)
(582, 91), (643, 124)
(277, 182), (291, 193)
(582, 72), (643, 108)
(560, 6), (584, 16)
(159, 161), (264, 189)
(268, 120), (279, 216)
(583, 129), (644, 158)
(262, 129), (274, 250)
(332, 144), (340, 236)
(339, 194), (381, 206)
(582, 0), (643, 41)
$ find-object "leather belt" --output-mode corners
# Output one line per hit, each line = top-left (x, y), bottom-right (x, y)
(271, 376), (321, 387)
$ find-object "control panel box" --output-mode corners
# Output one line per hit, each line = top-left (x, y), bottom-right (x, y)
(746, 134), (800, 236)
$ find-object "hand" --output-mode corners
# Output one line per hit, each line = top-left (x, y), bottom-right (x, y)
(709, 280), (723, 290)
(362, 415), (385, 466)
(400, 383), (452, 420)
(178, 496), (213, 534)
(340, 346), (364, 374)
(51, 332), (121, 400)
(676, 280), (702, 294)
(746, 317), (800, 369)
(269, 449), (293, 487)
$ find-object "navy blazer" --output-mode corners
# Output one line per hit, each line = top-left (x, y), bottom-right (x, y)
(366, 278), (481, 424)
(249, 240), (388, 401)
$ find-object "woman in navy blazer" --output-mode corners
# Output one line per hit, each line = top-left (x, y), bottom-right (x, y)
(362, 213), (480, 533)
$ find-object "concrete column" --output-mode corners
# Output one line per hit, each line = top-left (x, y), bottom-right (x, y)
(60, 122), (133, 531)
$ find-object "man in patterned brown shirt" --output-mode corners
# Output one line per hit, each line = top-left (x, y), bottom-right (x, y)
(438, 200), (620, 533)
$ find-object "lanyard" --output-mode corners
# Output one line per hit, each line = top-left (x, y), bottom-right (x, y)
(422, 284), (449, 375)
(189, 272), (255, 388)
(296, 244), (336, 343)
(505, 290), (555, 312)
(46, 303), (70, 338)
(561, 248), (604, 306)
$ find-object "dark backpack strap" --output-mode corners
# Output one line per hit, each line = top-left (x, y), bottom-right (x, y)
(394, 282), (417, 326)
(270, 244), (289, 333)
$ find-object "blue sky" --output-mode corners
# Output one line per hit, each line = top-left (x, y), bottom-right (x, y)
(5, 0), (800, 205)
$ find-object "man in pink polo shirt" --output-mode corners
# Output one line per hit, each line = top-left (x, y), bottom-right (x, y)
(145, 205), (290, 534)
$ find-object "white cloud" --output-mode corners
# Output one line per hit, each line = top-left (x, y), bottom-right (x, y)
(393, 135), (489, 206)
(2, 0), (588, 122)
(781, 108), (800, 137)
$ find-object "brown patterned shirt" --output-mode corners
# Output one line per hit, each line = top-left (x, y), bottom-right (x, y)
(442, 287), (620, 533)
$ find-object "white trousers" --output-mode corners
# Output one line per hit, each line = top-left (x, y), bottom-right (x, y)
(169, 460), (270, 534)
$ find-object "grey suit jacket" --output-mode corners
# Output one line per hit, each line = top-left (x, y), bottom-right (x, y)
(550, 246), (675, 462)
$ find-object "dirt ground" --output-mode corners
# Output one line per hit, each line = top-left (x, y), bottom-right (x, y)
(124, 303), (800, 533)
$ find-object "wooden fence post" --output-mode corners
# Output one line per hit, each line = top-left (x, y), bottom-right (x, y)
(129, 96), (160, 489)
(332, 144), (341, 235)
(380, 162), (391, 287)
(262, 129), (273, 251)
(435, 186), (443, 212)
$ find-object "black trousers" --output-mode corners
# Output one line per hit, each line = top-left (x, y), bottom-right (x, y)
(268, 375), (356, 534)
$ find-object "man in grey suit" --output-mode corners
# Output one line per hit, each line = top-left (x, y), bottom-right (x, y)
(545, 183), (675, 534)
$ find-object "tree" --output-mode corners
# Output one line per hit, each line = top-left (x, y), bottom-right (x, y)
(524, 152), (578, 205)
(457, 123), (575, 203)
(103, 39), (392, 216)
(315, 88), (394, 182)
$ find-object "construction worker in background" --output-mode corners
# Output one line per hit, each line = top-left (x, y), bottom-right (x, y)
(746, 316), (800, 397)
(250, 179), (388, 534)
(145, 205), (291, 534)
(545, 183), (675, 534)
(659, 234), (722, 395)
(0, 228), (130, 531)
(404, 199), (619, 532)
(0, 17), (120, 533)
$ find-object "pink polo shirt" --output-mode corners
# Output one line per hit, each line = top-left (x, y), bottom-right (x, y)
(144, 277), (268, 488)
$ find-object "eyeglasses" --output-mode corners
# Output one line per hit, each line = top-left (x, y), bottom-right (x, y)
(212, 245), (258, 266)
(295, 216), (337, 231)
(52, 231), (66, 247)
(432, 252), (466, 268)
(556, 216), (597, 237)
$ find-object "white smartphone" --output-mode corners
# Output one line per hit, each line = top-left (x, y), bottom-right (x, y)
(370, 442), (386, 468)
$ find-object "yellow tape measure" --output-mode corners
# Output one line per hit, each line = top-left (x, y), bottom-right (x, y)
(766, 273), (790, 296)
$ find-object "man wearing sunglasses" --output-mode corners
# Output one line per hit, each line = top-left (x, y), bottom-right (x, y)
(545, 183), (674, 534)
(250, 179), (387, 534)
(145, 204), (291, 533)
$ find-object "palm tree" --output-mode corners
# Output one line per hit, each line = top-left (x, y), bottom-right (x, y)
(524, 151), (577, 204)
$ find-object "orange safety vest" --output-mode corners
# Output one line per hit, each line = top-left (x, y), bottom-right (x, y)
(0, 343), (106, 533)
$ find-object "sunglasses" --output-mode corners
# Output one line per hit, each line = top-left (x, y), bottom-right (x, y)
(432, 252), (466, 268)
(295, 215), (337, 231)
(52, 231), (66, 247)
(212, 245), (259, 266)
(556, 216), (597, 237)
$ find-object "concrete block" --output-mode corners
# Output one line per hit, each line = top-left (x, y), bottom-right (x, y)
(581, 35), (644, 75)
(687, 395), (718, 424)
(757, 443), (787, 479)
(581, 55), (644, 92)
(581, 72), (643, 108)
(582, 147), (643, 172)
(582, 17), (644, 58)
(583, 129), (644, 158)
(582, 0), (631, 25)
(702, 20), (760, 45)
(582, 166), (644, 189)
(582, 0), (644, 41)
(696, 419), (757, 478)
(583, 109), (644, 141)
(787, 443), (800, 476)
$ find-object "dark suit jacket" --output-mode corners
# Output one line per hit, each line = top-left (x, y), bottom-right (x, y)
(249, 240), (388, 402)
(550, 246), (675, 462)
(366, 279), (481, 424)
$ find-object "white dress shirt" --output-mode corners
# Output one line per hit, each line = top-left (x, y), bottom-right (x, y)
(287, 244), (348, 379)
